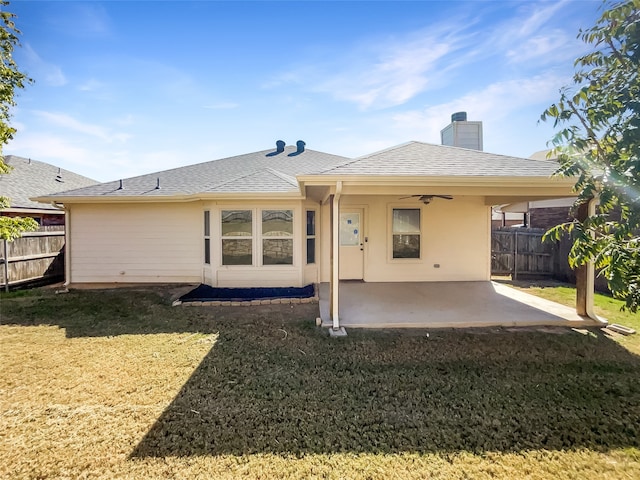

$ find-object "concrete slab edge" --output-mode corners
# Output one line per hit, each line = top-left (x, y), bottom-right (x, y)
(322, 318), (605, 329)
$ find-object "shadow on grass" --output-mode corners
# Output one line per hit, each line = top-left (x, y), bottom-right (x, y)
(3, 287), (640, 455)
(131, 319), (640, 456)
(0, 287), (292, 337)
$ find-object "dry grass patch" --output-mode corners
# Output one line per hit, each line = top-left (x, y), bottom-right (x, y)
(1, 286), (640, 479)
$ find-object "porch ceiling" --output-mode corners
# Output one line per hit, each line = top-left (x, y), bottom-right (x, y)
(319, 281), (602, 329)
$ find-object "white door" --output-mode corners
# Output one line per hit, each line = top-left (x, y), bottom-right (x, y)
(339, 209), (364, 280)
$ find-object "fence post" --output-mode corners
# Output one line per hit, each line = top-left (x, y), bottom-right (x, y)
(513, 230), (518, 280)
(3, 239), (8, 292)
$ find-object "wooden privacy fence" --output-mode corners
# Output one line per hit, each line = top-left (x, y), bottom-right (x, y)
(491, 228), (554, 279)
(491, 226), (610, 292)
(1, 225), (65, 291)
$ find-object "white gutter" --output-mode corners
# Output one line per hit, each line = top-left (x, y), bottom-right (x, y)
(31, 191), (305, 205)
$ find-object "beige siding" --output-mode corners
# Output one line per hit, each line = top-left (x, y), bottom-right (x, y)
(319, 195), (491, 283)
(319, 202), (332, 282)
(70, 203), (202, 283)
(68, 195), (491, 287)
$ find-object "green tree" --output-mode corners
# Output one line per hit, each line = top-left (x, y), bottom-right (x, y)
(541, 0), (640, 311)
(0, 1), (38, 240)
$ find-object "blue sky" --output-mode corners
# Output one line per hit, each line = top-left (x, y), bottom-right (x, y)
(6, 0), (601, 182)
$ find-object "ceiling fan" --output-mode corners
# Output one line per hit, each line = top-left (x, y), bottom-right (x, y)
(399, 194), (453, 205)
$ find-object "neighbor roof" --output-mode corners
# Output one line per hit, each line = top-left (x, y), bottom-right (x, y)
(321, 142), (561, 177)
(1, 155), (98, 211)
(39, 145), (349, 199)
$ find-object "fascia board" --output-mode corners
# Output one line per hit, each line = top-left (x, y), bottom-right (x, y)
(31, 191), (305, 205)
(297, 175), (575, 187)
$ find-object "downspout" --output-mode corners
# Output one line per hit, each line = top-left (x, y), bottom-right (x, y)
(331, 181), (342, 329)
(63, 205), (71, 287)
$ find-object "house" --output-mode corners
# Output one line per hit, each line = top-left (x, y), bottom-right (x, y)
(493, 149), (579, 229)
(34, 117), (598, 329)
(1, 155), (97, 225)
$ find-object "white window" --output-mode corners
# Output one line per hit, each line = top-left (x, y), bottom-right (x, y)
(204, 210), (211, 265)
(392, 208), (420, 259)
(306, 210), (316, 264)
(221, 210), (253, 265)
(262, 210), (293, 265)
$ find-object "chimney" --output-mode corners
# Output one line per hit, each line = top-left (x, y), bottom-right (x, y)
(440, 111), (483, 151)
(296, 140), (305, 154)
(275, 140), (285, 153)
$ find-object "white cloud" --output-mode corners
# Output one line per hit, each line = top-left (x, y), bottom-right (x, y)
(5, 132), (181, 182)
(510, 1), (569, 39)
(6, 133), (93, 168)
(391, 74), (564, 142)
(489, 0), (588, 66)
(265, 0), (588, 111)
(324, 38), (453, 109)
(23, 44), (67, 87)
(34, 111), (131, 143)
(267, 23), (470, 110)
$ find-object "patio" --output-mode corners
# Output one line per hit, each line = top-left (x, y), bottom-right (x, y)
(319, 281), (605, 329)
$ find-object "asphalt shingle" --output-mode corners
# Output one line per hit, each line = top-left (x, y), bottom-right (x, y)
(321, 142), (561, 177)
(0, 155), (98, 209)
(42, 145), (349, 198)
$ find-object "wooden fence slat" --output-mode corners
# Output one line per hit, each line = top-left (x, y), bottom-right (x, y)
(0, 228), (65, 290)
(491, 227), (553, 278)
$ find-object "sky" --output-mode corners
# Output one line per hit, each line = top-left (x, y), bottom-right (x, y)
(5, 0), (603, 182)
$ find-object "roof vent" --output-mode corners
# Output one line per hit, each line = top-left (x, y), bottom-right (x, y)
(275, 140), (285, 153)
(451, 111), (467, 122)
(296, 140), (305, 154)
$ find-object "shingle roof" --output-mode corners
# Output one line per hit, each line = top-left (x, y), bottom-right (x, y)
(32, 141), (566, 202)
(321, 142), (560, 177)
(43, 145), (349, 198)
(0, 155), (98, 210)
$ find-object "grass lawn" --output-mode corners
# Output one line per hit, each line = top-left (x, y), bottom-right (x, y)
(1, 285), (640, 479)
(502, 279), (640, 355)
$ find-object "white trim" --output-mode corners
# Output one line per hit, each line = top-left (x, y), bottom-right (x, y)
(331, 181), (342, 329)
(388, 205), (422, 263)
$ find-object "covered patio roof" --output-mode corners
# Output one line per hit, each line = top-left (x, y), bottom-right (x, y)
(319, 281), (604, 329)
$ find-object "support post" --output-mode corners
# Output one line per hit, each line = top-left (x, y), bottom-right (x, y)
(330, 182), (342, 329)
(574, 199), (597, 318)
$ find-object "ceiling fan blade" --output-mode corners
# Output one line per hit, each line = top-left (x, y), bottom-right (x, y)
(398, 195), (420, 200)
(434, 195), (453, 200)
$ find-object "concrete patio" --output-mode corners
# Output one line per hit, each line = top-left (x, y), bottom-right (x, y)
(319, 281), (605, 329)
